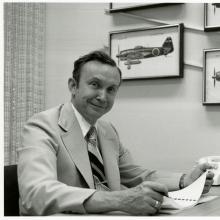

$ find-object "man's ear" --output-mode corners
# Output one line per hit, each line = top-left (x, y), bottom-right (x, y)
(68, 78), (77, 96)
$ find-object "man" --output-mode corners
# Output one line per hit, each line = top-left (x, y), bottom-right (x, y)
(18, 50), (215, 216)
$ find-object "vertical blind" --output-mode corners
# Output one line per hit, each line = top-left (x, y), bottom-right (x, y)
(4, 3), (46, 165)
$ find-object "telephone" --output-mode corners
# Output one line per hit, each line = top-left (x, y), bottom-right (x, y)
(198, 156), (220, 185)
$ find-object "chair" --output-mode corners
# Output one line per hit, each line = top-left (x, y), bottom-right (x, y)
(4, 164), (20, 216)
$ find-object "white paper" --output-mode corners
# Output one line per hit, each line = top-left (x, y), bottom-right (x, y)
(161, 171), (207, 211)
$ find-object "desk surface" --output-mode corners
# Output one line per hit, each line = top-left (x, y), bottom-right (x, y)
(173, 186), (220, 216)
(104, 186), (220, 216)
(53, 186), (220, 216)
(174, 197), (220, 216)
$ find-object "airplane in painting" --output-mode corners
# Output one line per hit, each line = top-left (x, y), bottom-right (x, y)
(116, 37), (174, 69)
(212, 68), (220, 87)
(212, 3), (220, 14)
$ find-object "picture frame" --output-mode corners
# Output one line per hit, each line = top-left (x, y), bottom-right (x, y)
(108, 3), (181, 13)
(109, 24), (184, 80)
(203, 49), (220, 105)
(204, 3), (220, 31)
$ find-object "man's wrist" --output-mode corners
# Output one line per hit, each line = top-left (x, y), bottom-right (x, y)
(84, 190), (122, 213)
(179, 174), (186, 189)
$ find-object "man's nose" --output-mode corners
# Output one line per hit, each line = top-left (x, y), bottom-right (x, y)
(97, 90), (107, 102)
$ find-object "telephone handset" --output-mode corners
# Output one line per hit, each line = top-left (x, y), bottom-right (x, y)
(198, 156), (220, 185)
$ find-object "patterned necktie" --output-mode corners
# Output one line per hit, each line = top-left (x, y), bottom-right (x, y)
(86, 126), (109, 190)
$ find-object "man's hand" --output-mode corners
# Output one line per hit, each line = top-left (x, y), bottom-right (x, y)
(183, 163), (216, 194)
(84, 181), (168, 215)
(120, 181), (168, 215)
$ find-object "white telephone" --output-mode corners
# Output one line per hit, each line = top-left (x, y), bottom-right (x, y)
(198, 156), (220, 185)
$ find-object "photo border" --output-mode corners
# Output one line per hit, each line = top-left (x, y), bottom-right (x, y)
(203, 49), (220, 105)
(108, 3), (182, 13)
(109, 23), (184, 81)
(204, 3), (220, 32)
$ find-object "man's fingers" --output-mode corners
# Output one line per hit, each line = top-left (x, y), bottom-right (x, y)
(199, 162), (218, 171)
(145, 181), (168, 196)
(205, 179), (214, 186)
(198, 162), (212, 171)
(203, 187), (209, 194)
(148, 198), (162, 213)
(203, 181), (213, 194)
(206, 171), (215, 179)
(202, 174), (214, 194)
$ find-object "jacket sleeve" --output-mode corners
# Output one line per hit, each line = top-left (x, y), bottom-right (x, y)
(18, 114), (96, 216)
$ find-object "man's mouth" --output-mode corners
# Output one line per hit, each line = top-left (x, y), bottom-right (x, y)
(89, 102), (106, 109)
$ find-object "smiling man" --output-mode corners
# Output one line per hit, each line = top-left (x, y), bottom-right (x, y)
(69, 59), (121, 125)
(18, 50), (215, 216)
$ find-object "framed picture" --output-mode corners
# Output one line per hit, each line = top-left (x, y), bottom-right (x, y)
(108, 3), (181, 13)
(109, 24), (184, 80)
(204, 3), (220, 31)
(203, 49), (220, 105)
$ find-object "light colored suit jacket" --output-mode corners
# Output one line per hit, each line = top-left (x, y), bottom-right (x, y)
(18, 102), (182, 215)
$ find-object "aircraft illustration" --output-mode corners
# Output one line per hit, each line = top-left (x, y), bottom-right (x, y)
(116, 37), (174, 69)
(212, 68), (220, 87)
(212, 3), (220, 14)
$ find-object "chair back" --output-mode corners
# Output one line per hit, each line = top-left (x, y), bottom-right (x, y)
(4, 164), (20, 216)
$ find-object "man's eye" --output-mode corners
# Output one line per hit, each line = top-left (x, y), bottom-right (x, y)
(108, 87), (116, 94)
(90, 82), (99, 88)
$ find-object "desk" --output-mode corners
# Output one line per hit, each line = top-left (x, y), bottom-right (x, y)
(108, 187), (220, 216)
(173, 186), (220, 216)
(174, 197), (220, 216)
(53, 186), (220, 216)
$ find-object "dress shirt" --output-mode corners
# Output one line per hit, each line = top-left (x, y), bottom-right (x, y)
(71, 103), (103, 161)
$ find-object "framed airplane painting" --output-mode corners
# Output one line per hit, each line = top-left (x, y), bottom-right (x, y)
(108, 3), (179, 13)
(203, 49), (220, 105)
(109, 23), (184, 80)
(204, 3), (220, 31)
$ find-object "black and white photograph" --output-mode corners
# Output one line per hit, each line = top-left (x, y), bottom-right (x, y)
(2, 1), (220, 218)
(108, 3), (178, 13)
(203, 49), (220, 104)
(110, 24), (183, 80)
(204, 3), (220, 31)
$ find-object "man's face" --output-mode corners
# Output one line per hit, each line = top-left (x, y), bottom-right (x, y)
(70, 61), (121, 125)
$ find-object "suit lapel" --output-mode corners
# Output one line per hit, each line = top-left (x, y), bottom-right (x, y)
(58, 103), (94, 188)
(97, 125), (121, 191)
(58, 103), (121, 190)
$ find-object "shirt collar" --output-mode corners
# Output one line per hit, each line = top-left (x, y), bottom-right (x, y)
(71, 103), (96, 137)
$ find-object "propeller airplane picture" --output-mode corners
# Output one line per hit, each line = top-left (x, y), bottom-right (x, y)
(212, 3), (220, 14)
(212, 68), (220, 87)
(116, 37), (174, 69)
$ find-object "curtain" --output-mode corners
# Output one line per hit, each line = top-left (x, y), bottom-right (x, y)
(4, 3), (46, 165)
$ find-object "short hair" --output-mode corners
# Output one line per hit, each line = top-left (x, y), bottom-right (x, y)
(72, 50), (122, 86)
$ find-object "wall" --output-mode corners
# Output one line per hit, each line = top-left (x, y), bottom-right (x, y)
(45, 3), (220, 173)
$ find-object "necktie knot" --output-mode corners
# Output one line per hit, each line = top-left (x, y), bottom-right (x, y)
(86, 126), (97, 147)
